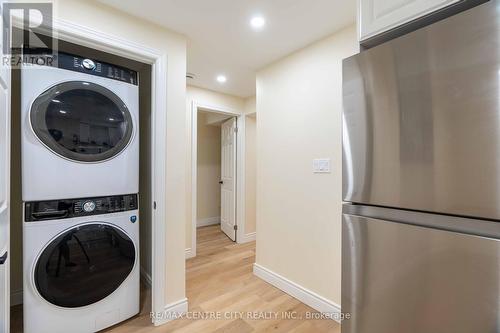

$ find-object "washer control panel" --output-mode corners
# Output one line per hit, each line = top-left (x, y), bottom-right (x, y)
(25, 194), (138, 222)
(82, 200), (97, 213)
(81, 58), (96, 70)
(25, 52), (139, 85)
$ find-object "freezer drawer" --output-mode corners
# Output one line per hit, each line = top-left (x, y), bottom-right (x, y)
(342, 211), (500, 333)
(342, 0), (500, 220)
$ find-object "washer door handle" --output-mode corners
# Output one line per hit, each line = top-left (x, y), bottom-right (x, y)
(0, 251), (8, 265)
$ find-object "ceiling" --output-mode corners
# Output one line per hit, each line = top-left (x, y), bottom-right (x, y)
(96, 0), (356, 97)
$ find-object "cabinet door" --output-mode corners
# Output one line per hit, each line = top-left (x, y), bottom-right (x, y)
(359, 0), (460, 41)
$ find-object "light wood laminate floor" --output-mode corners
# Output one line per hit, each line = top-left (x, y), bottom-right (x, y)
(11, 225), (340, 332)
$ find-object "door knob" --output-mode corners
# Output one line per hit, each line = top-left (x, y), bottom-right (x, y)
(219, 181), (224, 184)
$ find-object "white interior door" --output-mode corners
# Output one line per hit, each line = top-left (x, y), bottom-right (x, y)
(220, 118), (236, 241)
(0, 7), (11, 331)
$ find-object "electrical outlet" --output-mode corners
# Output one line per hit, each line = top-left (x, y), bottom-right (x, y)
(313, 158), (331, 173)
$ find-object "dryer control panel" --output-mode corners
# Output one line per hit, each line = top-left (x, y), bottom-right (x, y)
(25, 194), (138, 222)
(25, 52), (139, 85)
(57, 52), (138, 85)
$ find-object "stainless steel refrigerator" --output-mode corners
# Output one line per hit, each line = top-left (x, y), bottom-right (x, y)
(341, 1), (500, 332)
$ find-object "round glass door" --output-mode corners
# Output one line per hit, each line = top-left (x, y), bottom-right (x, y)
(30, 81), (133, 162)
(34, 224), (135, 308)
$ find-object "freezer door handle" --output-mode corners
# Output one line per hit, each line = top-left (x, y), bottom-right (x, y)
(0, 251), (7, 265)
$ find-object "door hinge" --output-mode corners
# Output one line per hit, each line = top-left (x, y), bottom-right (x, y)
(234, 225), (238, 231)
(153, 201), (157, 210)
(234, 127), (238, 133)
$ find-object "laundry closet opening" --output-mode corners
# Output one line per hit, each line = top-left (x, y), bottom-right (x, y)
(10, 39), (154, 331)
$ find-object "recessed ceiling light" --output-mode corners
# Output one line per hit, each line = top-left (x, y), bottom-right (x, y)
(216, 75), (227, 83)
(250, 16), (266, 30)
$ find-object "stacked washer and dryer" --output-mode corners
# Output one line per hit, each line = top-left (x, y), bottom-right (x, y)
(21, 53), (140, 333)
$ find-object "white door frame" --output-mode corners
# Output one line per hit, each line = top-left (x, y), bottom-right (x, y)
(0, 3), (12, 328)
(190, 101), (249, 258)
(50, 19), (168, 325)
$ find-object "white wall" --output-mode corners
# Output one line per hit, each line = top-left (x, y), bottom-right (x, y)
(255, 25), (358, 305)
(55, 0), (188, 304)
(196, 113), (222, 223)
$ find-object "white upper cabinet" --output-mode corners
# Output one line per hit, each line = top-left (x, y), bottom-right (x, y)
(359, 0), (461, 42)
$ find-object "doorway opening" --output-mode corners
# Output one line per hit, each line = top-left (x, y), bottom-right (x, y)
(190, 102), (252, 258)
(197, 110), (236, 242)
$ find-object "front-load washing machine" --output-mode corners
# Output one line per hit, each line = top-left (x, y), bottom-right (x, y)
(23, 194), (139, 333)
(21, 52), (139, 201)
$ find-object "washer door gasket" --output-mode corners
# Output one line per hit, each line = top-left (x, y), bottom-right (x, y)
(30, 81), (133, 163)
(34, 224), (135, 308)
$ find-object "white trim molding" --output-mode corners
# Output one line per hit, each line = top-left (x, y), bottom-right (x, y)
(197, 216), (221, 227)
(185, 248), (195, 259)
(235, 115), (246, 244)
(253, 264), (342, 322)
(190, 101), (248, 257)
(239, 232), (256, 243)
(152, 298), (189, 326)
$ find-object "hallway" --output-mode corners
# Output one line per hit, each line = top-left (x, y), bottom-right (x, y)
(160, 225), (340, 332)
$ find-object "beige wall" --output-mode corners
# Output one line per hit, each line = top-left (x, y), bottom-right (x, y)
(55, 0), (188, 304)
(245, 114), (257, 234)
(244, 96), (256, 115)
(187, 86), (246, 111)
(244, 97), (257, 234)
(196, 113), (222, 221)
(255, 26), (358, 305)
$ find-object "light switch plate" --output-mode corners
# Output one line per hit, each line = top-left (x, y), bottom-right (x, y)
(313, 158), (331, 173)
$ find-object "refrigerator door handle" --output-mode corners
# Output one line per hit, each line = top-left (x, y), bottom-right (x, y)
(0, 251), (7, 265)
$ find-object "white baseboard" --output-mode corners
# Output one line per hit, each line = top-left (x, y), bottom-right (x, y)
(153, 298), (188, 326)
(11, 289), (22, 306)
(140, 266), (152, 288)
(237, 232), (256, 244)
(197, 216), (220, 228)
(253, 263), (342, 322)
(185, 248), (195, 259)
